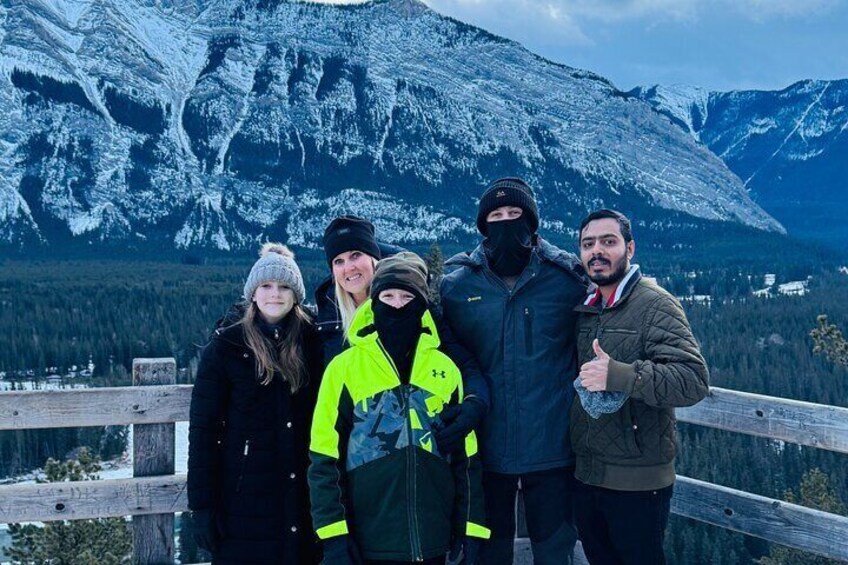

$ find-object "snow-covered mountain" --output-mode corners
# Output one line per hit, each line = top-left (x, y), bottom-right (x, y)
(632, 81), (848, 247)
(0, 0), (782, 251)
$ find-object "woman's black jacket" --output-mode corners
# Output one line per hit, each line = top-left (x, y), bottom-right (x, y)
(187, 319), (323, 564)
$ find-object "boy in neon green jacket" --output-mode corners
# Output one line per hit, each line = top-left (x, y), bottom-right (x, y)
(309, 252), (489, 565)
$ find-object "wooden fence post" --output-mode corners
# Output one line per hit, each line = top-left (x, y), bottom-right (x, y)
(132, 358), (177, 565)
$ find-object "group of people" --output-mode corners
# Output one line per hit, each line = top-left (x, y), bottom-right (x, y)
(187, 177), (710, 565)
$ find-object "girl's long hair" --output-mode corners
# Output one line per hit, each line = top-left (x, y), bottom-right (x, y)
(334, 255), (378, 335)
(240, 302), (311, 392)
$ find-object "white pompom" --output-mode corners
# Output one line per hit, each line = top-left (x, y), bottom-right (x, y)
(259, 242), (294, 258)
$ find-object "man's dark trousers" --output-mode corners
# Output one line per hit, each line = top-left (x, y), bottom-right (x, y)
(480, 467), (577, 565)
(573, 480), (673, 565)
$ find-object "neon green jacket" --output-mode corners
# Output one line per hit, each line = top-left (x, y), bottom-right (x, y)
(308, 300), (489, 562)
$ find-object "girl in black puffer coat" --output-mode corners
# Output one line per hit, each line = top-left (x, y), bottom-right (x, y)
(188, 243), (323, 564)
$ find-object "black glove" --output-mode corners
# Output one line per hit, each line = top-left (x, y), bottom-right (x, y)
(464, 537), (481, 564)
(447, 536), (482, 565)
(191, 510), (221, 554)
(433, 399), (486, 454)
(322, 534), (362, 565)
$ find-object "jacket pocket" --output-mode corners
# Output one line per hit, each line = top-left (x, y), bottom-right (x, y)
(621, 402), (642, 457)
(601, 328), (638, 335)
(622, 403), (641, 457)
(589, 403), (641, 460)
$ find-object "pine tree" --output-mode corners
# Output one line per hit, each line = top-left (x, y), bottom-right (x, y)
(757, 469), (846, 565)
(810, 315), (848, 366)
(424, 242), (445, 306)
(7, 448), (131, 564)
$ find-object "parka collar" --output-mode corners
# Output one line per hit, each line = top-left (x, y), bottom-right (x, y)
(212, 322), (249, 353)
(575, 265), (643, 313)
(445, 236), (587, 284)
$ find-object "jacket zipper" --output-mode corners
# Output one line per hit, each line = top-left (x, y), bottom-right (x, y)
(405, 385), (423, 562)
(236, 439), (250, 492)
(376, 339), (423, 562)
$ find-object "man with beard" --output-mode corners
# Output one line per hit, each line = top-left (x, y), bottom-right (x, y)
(571, 209), (709, 565)
(438, 177), (588, 564)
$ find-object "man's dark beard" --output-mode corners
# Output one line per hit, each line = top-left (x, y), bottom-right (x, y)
(587, 255), (628, 287)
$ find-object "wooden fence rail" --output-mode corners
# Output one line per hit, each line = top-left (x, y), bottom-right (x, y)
(677, 386), (848, 454)
(1, 361), (847, 562)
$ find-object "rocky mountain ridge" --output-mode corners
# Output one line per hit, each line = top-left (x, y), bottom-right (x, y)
(0, 0), (782, 251)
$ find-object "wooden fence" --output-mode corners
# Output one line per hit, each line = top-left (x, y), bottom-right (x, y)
(0, 358), (847, 563)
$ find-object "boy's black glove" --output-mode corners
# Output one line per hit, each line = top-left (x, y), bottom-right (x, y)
(433, 399), (486, 454)
(322, 534), (363, 565)
(448, 536), (482, 564)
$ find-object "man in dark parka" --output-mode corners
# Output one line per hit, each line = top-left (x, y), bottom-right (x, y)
(439, 177), (588, 565)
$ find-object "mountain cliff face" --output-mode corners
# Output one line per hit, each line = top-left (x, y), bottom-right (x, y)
(632, 81), (848, 246)
(0, 0), (782, 251)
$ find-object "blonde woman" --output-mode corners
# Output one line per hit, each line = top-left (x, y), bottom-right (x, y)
(314, 215), (387, 364)
(188, 243), (322, 564)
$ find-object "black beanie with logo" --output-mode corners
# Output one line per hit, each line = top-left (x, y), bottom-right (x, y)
(476, 177), (540, 235)
(322, 215), (382, 267)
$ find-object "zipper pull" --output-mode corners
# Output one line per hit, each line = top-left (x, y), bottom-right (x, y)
(244, 440), (250, 456)
(274, 328), (279, 340)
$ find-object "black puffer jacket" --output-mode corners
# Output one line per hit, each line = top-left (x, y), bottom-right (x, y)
(188, 318), (323, 564)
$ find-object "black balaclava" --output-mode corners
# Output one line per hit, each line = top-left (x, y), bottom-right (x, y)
(372, 295), (427, 383)
(484, 216), (534, 277)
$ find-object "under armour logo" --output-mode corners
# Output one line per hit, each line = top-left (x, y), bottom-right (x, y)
(496, 190), (506, 197)
(432, 369), (447, 379)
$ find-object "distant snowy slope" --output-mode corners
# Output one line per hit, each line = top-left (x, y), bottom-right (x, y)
(633, 80), (848, 246)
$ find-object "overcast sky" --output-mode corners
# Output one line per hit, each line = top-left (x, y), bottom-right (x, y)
(419, 0), (848, 92)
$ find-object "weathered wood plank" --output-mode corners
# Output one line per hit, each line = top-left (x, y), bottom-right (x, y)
(672, 475), (848, 561)
(0, 385), (192, 430)
(0, 475), (188, 523)
(133, 358), (177, 565)
(677, 386), (848, 454)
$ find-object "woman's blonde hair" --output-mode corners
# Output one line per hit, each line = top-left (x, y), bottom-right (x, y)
(239, 299), (311, 392)
(334, 255), (378, 335)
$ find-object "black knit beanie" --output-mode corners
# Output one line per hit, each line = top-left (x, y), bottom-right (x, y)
(322, 215), (382, 267)
(476, 177), (540, 235)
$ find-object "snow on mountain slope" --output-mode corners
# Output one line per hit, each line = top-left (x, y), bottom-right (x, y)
(0, 0), (782, 251)
(633, 79), (848, 246)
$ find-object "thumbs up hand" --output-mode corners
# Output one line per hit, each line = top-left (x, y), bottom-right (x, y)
(579, 339), (612, 392)
(592, 338), (609, 360)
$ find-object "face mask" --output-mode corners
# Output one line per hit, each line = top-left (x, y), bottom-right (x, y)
(372, 296), (427, 380)
(484, 216), (534, 277)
